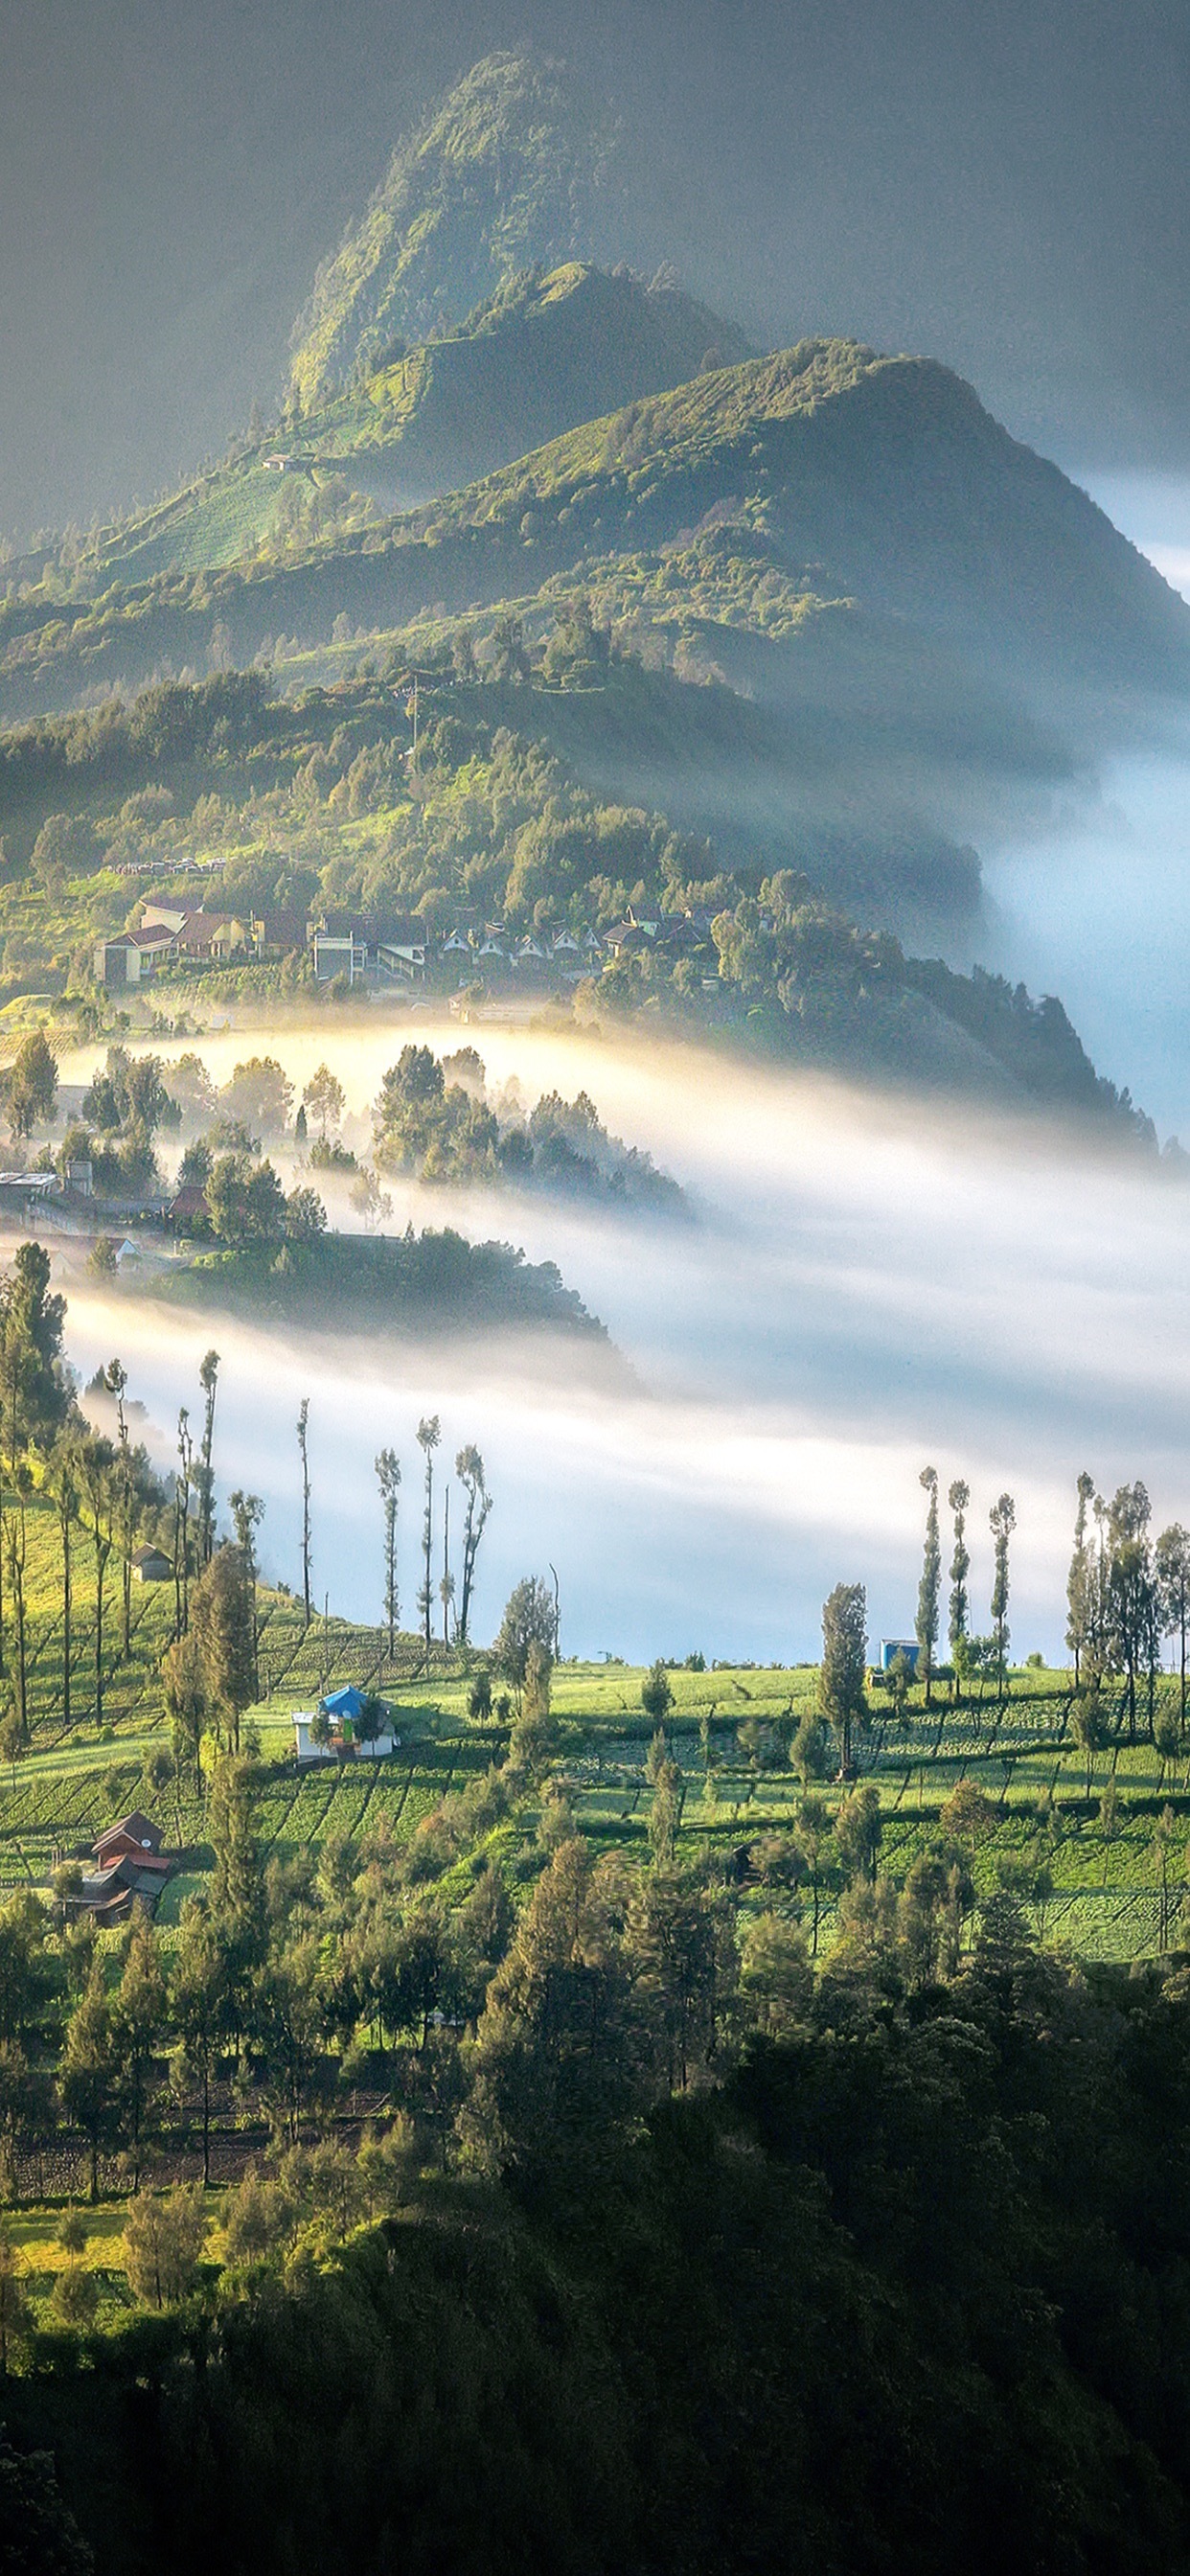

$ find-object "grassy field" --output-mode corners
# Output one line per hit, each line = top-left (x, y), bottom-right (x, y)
(2, 1490), (1184, 1976)
(1, 1534), (1187, 2288)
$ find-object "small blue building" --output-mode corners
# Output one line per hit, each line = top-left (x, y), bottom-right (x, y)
(878, 1639), (920, 1674)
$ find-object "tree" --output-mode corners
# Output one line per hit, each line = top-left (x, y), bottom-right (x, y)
(793, 1795), (830, 1955)
(220, 1056), (293, 1138)
(989, 1493), (1017, 1699)
(57, 1962), (123, 2201)
(820, 1581), (867, 1777)
(455, 1445), (492, 1644)
(190, 1546), (256, 1756)
(510, 1640), (557, 1777)
(375, 1449), (400, 1655)
(1155, 1703), (1181, 1786)
(162, 1628), (207, 1802)
(206, 1153), (286, 1245)
(627, 1871), (731, 2094)
(51, 2260), (99, 2329)
(948, 1479), (971, 1688)
(1066, 1471), (1096, 1685)
(78, 1438), (114, 1729)
(304, 1064), (345, 1136)
(494, 1576), (557, 1699)
(738, 1914), (812, 2036)
(939, 1779), (995, 1855)
(171, 1902), (228, 2185)
(790, 1709), (828, 1788)
(3, 1465), (30, 1755)
(104, 1357), (140, 1661)
(228, 1489), (263, 1699)
(1152, 1804), (1184, 1953)
(647, 1733), (682, 1867)
(0, 2240), (32, 2374)
(0, 1241), (69, 1451)
(1106, 1483), (1156, 1740)
(116, 1913), (165, 2189)
(286, 1184), (327, 1244)
(7, 1030), (57, 1140)
(416, 1415), (440, 1658)
(835, 1782), (882, 1884)
(47, 1435), (81, 1734)
(297, 1398), (312, 1626)
(1071, 1689), (1110, 1801)
(124, 2184), (207, 2308)
(915, 1466), (941, 1705)
(173, 1407), (194, 1639)
(641, 1659), (674, 1725)
(461, 1840), (637, 2172)
(1156, 1524), (1190, 1732)
(195, 1350), (219, 1567)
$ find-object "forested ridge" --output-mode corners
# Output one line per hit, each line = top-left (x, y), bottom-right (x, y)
(10, 1921), (1190, 2575)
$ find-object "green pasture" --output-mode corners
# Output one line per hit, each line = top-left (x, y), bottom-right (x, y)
(0, 1511), (1185, 1971)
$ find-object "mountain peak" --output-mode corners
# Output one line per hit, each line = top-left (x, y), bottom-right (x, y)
(289, 50), (620, 412)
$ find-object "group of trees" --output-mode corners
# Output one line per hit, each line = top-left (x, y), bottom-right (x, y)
(910, 1465), (1017, 1702)
(371, 1043), (682, 1208)
(1064, 1477), (1190, 1744)
(22, 1869), (1190, 2576)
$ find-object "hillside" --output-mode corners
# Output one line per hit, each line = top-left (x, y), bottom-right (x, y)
(81, 264), (753, 586)
(4, 339), (1185, 742)
(0, 669), (1159, 1138)
(289, 50), (621, 408)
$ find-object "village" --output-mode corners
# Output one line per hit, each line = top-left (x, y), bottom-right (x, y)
(92, 899), (717, 997)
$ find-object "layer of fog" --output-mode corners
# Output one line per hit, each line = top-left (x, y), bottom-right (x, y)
(56, 1021), (1190, 1668)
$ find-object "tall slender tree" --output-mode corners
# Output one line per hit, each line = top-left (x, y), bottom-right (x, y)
(195, 1351), (220, 1568)
(228, 1491), (264, 1701)
(416, 1415), (440, 1660)
(104, 1358), (134, 1660)
(989, 1492), (1017, 1700)
(173, 1409), (194, 1640)
(915, 1466), (941, 1706)
(1107, 1483), (1156, 1741)
(3, 1464), (30, 1754)
(820, 1581), (867, 1778)
(948, 1479), (971, 1693)
(80, 1438), (114, 1729)
(48, 1436), (80, 1732)
(455, 1446), (492, 1644)
(440, 1484), (454, 1645)
(1065, 1470), (1096, 1686)
(375, 1450), (400, 1658)
(296, 1399), (311, 1627)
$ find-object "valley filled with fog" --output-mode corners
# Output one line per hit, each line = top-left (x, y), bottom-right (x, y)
(970, 476), (1190, 1136)
(52, 1018), (1190, 1667)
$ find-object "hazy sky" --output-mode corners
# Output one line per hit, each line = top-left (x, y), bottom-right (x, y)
(1, 0), (1188, 538)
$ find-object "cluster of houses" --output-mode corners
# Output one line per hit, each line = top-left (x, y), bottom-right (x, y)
(69, 1811), (173, 1923)
(94, 902), (717, 995)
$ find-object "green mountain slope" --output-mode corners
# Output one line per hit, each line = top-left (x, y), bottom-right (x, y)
(290, 50), (620, 409)
(82, 264), (752, 586)
(10, 338), (1184, 722)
